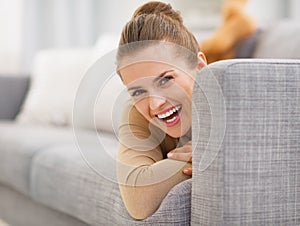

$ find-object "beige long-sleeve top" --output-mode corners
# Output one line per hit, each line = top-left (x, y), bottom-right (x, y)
(117, 101), (191, 220)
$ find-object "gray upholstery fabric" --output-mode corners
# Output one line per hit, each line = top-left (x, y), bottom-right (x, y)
(0, 123), (76, 195)
(30, 142), (191, 225)
(0, 121), (191, 225)
(235, 30), (261, 58)
(0, 75), (29, 120)
(253, 20), (300, 59)
(192, 59), (300, 225)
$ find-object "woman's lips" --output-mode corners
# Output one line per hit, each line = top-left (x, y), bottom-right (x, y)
(155, 105), (182, 127)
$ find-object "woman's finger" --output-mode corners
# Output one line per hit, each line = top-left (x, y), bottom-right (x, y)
(167, 141), (192, 162)
(167, 152), (192, 162)
(183, 167), (192, 176)
(168, 142), (192, 154)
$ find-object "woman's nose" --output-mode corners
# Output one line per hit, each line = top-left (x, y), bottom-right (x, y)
(149, 95), (166, 110)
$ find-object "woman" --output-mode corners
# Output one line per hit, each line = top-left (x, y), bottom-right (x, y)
(116, 1), (207, 220)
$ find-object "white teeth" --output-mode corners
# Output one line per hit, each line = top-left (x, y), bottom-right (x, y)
(157, 106), (181, 119)
(166, 116), (176, 123)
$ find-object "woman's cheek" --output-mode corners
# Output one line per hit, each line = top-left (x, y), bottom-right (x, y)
(135, 99), (152, 120)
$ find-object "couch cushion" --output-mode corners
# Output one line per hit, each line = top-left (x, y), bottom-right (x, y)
(30, 142), (191, 225)
(0, 122), (79, 195)
(0, 120), (192, 224)
(253, 20), (300, 59)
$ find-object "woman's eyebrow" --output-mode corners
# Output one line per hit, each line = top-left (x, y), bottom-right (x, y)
(153, 69), (174, 83)
(127, 86), (141, 92)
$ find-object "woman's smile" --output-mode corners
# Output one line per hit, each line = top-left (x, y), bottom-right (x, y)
(155, 104), (182, 127)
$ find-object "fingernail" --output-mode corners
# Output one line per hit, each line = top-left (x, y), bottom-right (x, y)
(167, 153), (173, 158)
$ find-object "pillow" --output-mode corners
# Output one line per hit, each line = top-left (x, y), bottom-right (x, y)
(16, 48), (94, 126)
(17, 33), (128, 133)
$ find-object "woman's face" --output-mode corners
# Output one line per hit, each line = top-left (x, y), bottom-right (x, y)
(119, 49), (206, 138)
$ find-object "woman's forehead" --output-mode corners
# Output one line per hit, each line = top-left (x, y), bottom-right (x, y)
(120, 62), (173, 85)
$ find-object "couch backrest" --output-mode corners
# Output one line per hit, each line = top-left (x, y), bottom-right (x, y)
(253, 20), (300, 59)
(236, 20), (300, 60)
(191, 59), (300, 225)
(0, 75), (30, 120)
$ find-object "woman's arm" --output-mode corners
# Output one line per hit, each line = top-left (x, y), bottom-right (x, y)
(117, 147), (191, 220)
(117, 103), (191, 220)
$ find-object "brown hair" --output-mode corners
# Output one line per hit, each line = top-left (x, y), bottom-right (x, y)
(117, 1), (200, 70)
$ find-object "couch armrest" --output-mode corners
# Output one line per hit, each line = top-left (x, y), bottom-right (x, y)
(0, 75), (30, 120)
(191, 59), (300, 225)
(144, 179), (191, 224)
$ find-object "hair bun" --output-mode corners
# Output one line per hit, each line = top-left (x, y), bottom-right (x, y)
(132, 1), (183, 24)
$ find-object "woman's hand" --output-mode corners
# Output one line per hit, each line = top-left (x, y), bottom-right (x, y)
(167, 141), (192, 176)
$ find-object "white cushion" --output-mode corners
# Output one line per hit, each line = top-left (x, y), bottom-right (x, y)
(16, 48), (94, 127)
(16, 33), (128, 133)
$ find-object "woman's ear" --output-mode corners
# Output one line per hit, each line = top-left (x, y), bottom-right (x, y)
(197, 52), (207, 70)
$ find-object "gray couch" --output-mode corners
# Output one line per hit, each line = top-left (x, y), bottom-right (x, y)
(192, 59), (300, 225)
(1, 20), (300, 226)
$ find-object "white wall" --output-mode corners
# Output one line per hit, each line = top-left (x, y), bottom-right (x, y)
(290, 0), (300, 20)
(0, 0), (22, 73)
(0, 0), (299, 74)
(96, 0), (150, 35)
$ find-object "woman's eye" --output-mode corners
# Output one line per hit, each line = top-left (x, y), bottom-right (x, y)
(159, 75), (173, 86)
(131, 89), (146, 97)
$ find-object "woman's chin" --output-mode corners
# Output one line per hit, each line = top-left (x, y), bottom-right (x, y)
(153, 117), (190, 138)
(165, 125), (190, 138)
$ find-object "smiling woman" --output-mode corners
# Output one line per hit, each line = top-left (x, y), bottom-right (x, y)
(116, 1), (207, 220)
